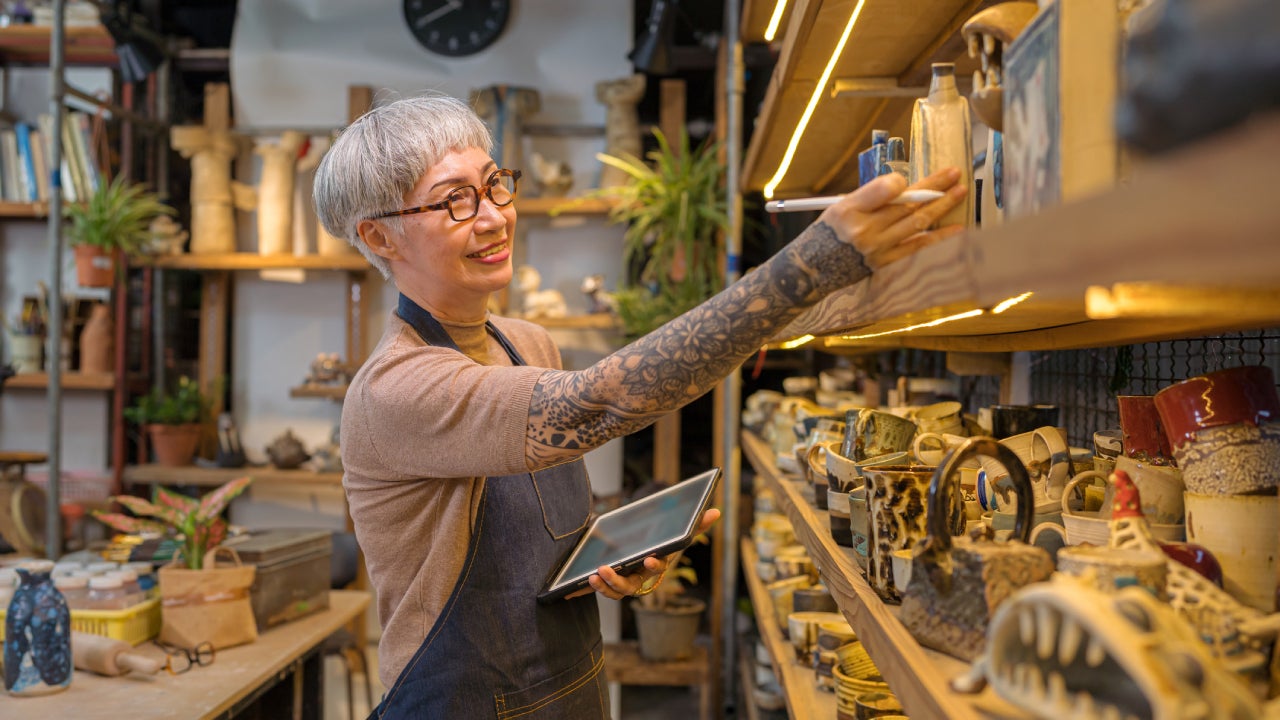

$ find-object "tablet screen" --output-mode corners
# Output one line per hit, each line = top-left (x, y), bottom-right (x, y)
(544, 468), (720, 596)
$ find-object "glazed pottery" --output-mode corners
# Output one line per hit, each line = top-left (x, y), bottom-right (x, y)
(77, 302), (113, 374)
(766, 575), (812, 633)
(7, 333), (41, 374)
(1093, 428), (1124, 459)
(787, 610), (844, 664)
(828, 486), (853, 547)
(791, 585), (837, 615)
(1058, 471), (1184, 546)
(804, 430), (844, 509)
(842, 408), (917, 462)
(5, 560), (71, 696)
(752, 513), (794, 561)
(1184, 491), (1279, 612)
(1116, 395), (1174, 465)
(1057, 546), (1168, 597)
(913, 400), (965, 435)
(899, 438), (1054, 661)
(909, 63), (974, 229)
(1153, 365), (1280, 495)
(1103, 456), (1184, 525)
(986, 425), (1071, 513)
(265, 428), (310, 469)
(912, 431), (967, 465)
(854, 690), (903, 720)
(857, 129), (890, 186)
(860, 464), (939, 603)
(773, 545), (816, 584)
(847, 487), (870, 569)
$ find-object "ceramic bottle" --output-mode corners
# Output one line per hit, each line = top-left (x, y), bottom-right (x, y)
(78, 302), (113, 374)
(4, 560), (72, 696)
(909, 63), (974, 229)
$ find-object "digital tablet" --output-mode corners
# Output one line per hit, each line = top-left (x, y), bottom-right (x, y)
(538, 467), (721, 603)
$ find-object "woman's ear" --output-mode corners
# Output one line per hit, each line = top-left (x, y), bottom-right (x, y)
(357, 219), (400, 262)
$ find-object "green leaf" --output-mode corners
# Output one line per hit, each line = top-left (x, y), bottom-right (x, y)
(195, 476), (253, 523)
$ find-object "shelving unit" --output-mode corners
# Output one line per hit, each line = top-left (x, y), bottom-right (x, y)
(740, 536), (836, 720)
(741, 430), (1030, 720)
(122, 463), (342, 489)
(6, 372), (114, 391)
(139, 253), (370, 271)
(0, 24), (116, 66)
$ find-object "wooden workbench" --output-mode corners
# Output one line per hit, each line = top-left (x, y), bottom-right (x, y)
(3, 590), (371, 719)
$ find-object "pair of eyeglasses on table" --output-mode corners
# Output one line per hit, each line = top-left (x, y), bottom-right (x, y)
(153, 639), (216, 675)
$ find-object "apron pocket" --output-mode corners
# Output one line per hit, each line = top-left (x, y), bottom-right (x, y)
(494, 639), (608, 719)
(531, 461), (591, 539)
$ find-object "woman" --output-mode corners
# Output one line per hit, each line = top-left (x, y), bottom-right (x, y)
(314, 93), (966, 719)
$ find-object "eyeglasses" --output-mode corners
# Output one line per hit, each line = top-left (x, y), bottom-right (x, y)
(371, 168), (521, 222)
(154, 639), (216, 675)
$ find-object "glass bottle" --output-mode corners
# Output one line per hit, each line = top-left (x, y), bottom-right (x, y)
(53, 574), (90, 610)
(86, 574), (128, 611)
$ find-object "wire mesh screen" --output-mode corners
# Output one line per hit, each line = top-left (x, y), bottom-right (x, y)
(964, 329), (1280, 448)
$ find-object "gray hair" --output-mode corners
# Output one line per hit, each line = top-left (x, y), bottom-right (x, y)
(314, 93), (493, 278)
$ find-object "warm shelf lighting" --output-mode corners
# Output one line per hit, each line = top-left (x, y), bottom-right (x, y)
(777, 334), (814, 349)
(991, 292), (1033, 314)
(764, 0), (789, 42)
(836, 309), (984, 341)
(762, 0), (869, 199)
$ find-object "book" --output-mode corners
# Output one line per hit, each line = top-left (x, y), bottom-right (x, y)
(0, 130), (21, 202)
(38, 112), (76, 202)
(74, 111), (100, 194)
(61, 112), (88, 202)
(28, 129), (48, 202)
(14, 122), (39, 202)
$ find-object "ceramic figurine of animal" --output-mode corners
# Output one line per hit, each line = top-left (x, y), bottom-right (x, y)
(580, 274), (617, 314)
(531, 152), (573, 198)
(514, 265), (567, 319)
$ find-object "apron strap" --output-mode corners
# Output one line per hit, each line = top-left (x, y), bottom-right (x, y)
(397, 293), (527, 366)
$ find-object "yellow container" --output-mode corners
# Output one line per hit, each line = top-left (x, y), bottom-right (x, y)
(0, 597), (161, 646)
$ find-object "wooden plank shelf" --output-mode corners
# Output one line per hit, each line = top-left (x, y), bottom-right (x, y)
(518, 196), (616, 216)
(775, 115), (1280, 351)
(741, 536), (836, 720)
(123, 464), (342, 488)
(0, 24), (117, 65)
(288, 383), (348, 400)
(5, 372), (114, 391)
(139, 253), (370, 271)
(742, 430), (1030, 720)
(527, 313), (621, 331)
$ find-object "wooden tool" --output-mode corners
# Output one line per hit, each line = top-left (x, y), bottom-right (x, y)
(71, 631), (163, 676)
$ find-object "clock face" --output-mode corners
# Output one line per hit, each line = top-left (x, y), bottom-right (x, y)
(404, 0), (512, 57)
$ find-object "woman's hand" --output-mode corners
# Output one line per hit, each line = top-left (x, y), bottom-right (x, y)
(818, 167), (968, 271)
(568, 508), (721, 602)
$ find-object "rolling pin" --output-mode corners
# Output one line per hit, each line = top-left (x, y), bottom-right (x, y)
(71, 631), (163, 676)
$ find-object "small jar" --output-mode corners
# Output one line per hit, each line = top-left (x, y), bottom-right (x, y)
(85, 561), (119, 576)
(107, 568), (144, 606)
(86, 574), (128, 610)
(54, 574), (90, 610)
(52, 561), (82, 578)
(125, 561), (157, 594)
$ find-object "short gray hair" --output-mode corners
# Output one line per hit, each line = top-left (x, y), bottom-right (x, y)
(314, 93), (493, 278)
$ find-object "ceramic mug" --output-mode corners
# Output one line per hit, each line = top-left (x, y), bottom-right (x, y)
(1184, 491), (1279, 612)
(847, 486), (870, 569)
(1093, 428), (1124, 459)
(828, 486), (853, 547)
(860, 464), (940, 603)
(804, 431), (844, 509)
(767, 575), (813, 632)
(987, 426), (1071, 513)
(1057, 471), (1186, 546)
(6, 333), (41, 374)
(913, 400), (965, 435)
(825, 441), (864, 494)
(1056, 546), (1168, 596)
(1105, 456), (1185, 525)
(1116, 395), (1174, 465)
(911, 431), (967, 465)
(842, 408), (917, 462)
(1154, 365), (1280, 495)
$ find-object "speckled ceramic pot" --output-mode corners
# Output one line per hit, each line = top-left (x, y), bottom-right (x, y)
(4, 560), (71, 696)
(1154, 365), (1280, 495)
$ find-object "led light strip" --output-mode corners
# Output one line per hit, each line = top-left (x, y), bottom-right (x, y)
(837, 309), (984, 340)
(763, 0), (869, 199)
(764, 0), (789, 42)
(778, 334), (814, 349)
(991, 291), (1033, 314)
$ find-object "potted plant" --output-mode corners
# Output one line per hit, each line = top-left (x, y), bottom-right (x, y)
(123, 375), (210, 467)
(579, 128), (730, 338)
(65, 175), (175, 287)
(92, 477), (252, 570)
(631, 540), (707, 662)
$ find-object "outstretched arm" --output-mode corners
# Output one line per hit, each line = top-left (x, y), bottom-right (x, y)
(526, 169), (967, 467)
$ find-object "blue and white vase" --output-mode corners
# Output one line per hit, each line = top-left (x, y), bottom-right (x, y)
(4, 560), (72, 696)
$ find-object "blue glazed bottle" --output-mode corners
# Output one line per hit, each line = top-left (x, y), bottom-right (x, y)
(5, 560), (72, 696)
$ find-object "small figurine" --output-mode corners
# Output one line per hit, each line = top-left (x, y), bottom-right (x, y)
(142, 215), (189, 256)
(530, 152), (573, 198)
(580, 274), (617, 315)
(215, 412), (246, 468)
(309, 425), (342, 474)
(265, 428), (310, 470)
(306, 352), (347, 386)
(514, 265), (567, 319)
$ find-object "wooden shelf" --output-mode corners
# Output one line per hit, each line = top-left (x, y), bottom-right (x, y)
(289, 383), (348, 400)
(742, 0), (985, 195)
(742, 430), (1030, 720)
(0, 200), (61, 218)
(139, 253), (370, 271)
(773, 114), (1280, 351)
(527, 313), (621, 331)
(518, 196), (616, 216)
(6, 372), (114, 391)
(0, 24), (117, 66)
(123, 464), (342, 488)
(740, 536), (836, 720)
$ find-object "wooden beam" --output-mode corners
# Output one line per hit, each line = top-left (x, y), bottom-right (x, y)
(660, 79), (687, 145)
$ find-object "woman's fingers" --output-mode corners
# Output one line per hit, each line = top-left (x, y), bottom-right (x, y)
(866, 223), (966, 268)
(872, 183), (969, 255)
(840, 172), (908, 212)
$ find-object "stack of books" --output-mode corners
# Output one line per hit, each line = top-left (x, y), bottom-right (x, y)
(1, 110), (103, 204)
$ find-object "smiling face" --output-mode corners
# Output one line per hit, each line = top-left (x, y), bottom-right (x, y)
(357, 146), (517, 321)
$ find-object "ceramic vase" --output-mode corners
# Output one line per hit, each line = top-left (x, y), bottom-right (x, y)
(78, 302), (113, 374)
(909, 63), (974, 229)
(4, 560), (72, 696)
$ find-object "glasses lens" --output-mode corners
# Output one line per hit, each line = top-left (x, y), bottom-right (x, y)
(488, 171), (517, 206)
(195, 641), (216, 667)
(166, 649), (193, 675)
(447, 185), (480, 222)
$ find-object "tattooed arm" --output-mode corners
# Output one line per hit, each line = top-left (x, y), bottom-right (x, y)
(526, 168), (968, 467)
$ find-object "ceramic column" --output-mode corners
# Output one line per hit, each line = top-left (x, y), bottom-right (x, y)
(909, 63), (975, 229)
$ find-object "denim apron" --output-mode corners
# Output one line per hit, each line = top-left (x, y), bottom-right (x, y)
(372, 294), (608, 719)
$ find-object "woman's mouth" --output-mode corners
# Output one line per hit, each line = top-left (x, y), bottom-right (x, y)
(468, 241), (508, 260)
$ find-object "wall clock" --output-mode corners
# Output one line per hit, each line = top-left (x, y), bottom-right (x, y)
(403, 0), (512, 57)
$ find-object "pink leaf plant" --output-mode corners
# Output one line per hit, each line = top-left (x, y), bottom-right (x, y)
(92, 476), (253, 569)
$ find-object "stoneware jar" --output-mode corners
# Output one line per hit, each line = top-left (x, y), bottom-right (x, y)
(4, 560), (72, 696)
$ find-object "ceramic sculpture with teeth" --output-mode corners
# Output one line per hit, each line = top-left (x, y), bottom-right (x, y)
(960, 1), (1039, 131)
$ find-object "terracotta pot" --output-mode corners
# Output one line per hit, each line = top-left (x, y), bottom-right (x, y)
(74, 245), (117, 288)
(148, 423), (202, 467)
(78, 302), (114, 374)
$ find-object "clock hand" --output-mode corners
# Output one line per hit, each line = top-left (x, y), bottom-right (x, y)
(415, 0), (460, 28)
